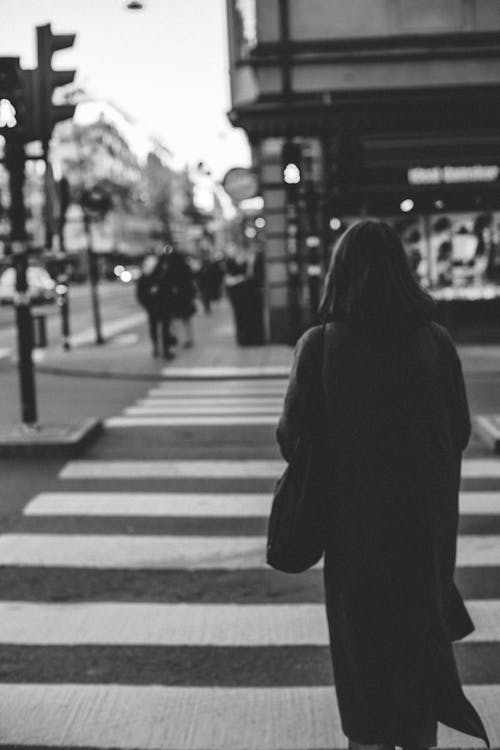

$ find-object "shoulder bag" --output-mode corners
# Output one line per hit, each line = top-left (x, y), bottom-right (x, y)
(266, 326), (328, 573)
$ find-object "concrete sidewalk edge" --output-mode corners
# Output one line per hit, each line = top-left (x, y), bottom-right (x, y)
(0, 418), (103, 458)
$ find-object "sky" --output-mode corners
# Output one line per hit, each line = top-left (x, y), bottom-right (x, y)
(1, 0), (251, 178)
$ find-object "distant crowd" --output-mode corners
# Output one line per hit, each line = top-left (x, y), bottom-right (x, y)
(136, 244), (264, 360)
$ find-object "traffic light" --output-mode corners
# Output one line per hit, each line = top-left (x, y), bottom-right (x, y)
(282, 141), (302, 185)
(34, 23), (76, 142)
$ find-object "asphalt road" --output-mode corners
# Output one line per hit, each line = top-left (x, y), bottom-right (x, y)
(0, 361), (498, 749)
(0, 279), (138, 352)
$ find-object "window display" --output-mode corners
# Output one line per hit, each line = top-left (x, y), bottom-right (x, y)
(394, 211), (500, 300)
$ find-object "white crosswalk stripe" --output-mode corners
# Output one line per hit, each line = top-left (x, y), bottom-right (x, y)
(0, 600), (496, 645)
(3, 375), (500, 749)
(124, 405), (282, 415)
(59, 459), (284, 479)
(0, 533), (498, 568)
(59, 457), (500, 479)
(22, 491), (500, 517)
(161, 366), (291, 378)
(106, 416), (280, 426)
(147, 384), (287, 398)
(135, 396), (284, 406)
(0, 684), (495, 749)
(23, 492), (272, 517)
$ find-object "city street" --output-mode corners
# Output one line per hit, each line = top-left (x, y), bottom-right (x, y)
(0, 279), (142, 359)
(0, 296), (498, 748)
(2, 1), (500, 748)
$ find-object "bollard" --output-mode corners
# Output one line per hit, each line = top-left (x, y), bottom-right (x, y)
(32, 312), (48, 349)
(56, 281), (71, 350)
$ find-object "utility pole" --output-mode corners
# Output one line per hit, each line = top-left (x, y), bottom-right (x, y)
(57, 176), (71, 350)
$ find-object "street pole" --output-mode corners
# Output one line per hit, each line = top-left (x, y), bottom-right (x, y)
(42, 138), (53, 252)
(5, 140), (38, 428)
(57, 176), (71, 350)
(83, 211), (104, 345)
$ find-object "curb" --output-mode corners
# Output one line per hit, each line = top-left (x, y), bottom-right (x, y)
(0, 418), (103, 458)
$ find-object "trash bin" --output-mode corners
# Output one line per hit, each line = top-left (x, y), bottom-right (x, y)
(227, 278), (265, 346)
(32, 312), (48, 348)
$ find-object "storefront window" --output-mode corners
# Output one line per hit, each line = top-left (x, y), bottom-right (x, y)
(338, 211), (500, 301)
(394, 211), (500, 300)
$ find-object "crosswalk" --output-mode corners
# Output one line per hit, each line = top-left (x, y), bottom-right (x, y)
(1, 374), (500, 748)
(106, 378), (286, 427)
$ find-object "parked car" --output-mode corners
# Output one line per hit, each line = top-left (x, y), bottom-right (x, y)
(0, 266), (56, 305)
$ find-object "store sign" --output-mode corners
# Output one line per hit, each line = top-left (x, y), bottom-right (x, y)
(222, 167), (258, 204)
(408, 164), (500, 185)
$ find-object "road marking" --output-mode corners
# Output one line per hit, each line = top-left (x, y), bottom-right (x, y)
(0, 600), (496, 645)
(161, 366), (291, 378)
(59, 458), (500, 479)
(70, 312), (145, 347)
(0, 534), (497, 569)
(135, 397), (284, 406)
(23, 491), (500, 518)
(106, 416), (279, 427)
(24, 492), (272, 517)
(124, 406), (282, 415)
(147, 385), (287, 398)
(0, 683), (495, 749)
(0, 534), (267, 569)
(460, 492), (500, 514)
(60, 460), (283, 479)
(461, 459), (500, 478)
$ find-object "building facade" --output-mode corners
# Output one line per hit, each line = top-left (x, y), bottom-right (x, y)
(227, 0), (500, 342)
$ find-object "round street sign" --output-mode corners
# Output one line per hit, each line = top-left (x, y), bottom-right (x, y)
(222, 167), (258, 204)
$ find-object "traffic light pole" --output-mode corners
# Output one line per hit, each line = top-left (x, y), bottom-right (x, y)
(5, 140), (38, 428)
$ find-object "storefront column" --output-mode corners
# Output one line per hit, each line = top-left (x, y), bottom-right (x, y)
(258, 137), (293, 343)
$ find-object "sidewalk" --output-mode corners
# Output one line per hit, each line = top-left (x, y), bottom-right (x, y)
(34, 299), (294, 380)
(5, 296), (500, 382)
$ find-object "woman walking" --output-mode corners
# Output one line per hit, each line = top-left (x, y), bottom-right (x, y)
(164, 245), (197, 348)
(277, 220), (489, 750)
(136, 254), (176, 360)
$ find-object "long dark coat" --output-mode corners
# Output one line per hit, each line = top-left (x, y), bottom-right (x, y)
(277, 320), (489, 748)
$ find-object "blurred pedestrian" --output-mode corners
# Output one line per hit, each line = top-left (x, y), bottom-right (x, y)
(226, 247), (264, 345)
(197, 249), (215, 315)
(164, 245), (197, 348)
(136, 254), (176, 360)
(276, 219), (488, 750)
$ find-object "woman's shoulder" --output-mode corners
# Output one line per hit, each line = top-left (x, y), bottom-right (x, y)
(297, 322), (352, 349)
(427, 321), (458, 356)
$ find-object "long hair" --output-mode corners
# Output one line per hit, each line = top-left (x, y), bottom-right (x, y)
(318, 219), (434, 332)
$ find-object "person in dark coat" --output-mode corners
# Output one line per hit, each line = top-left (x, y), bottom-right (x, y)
(136, 254), (176, 360)
(164, 245), (197, 348)
(277, 219), (489, 750)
